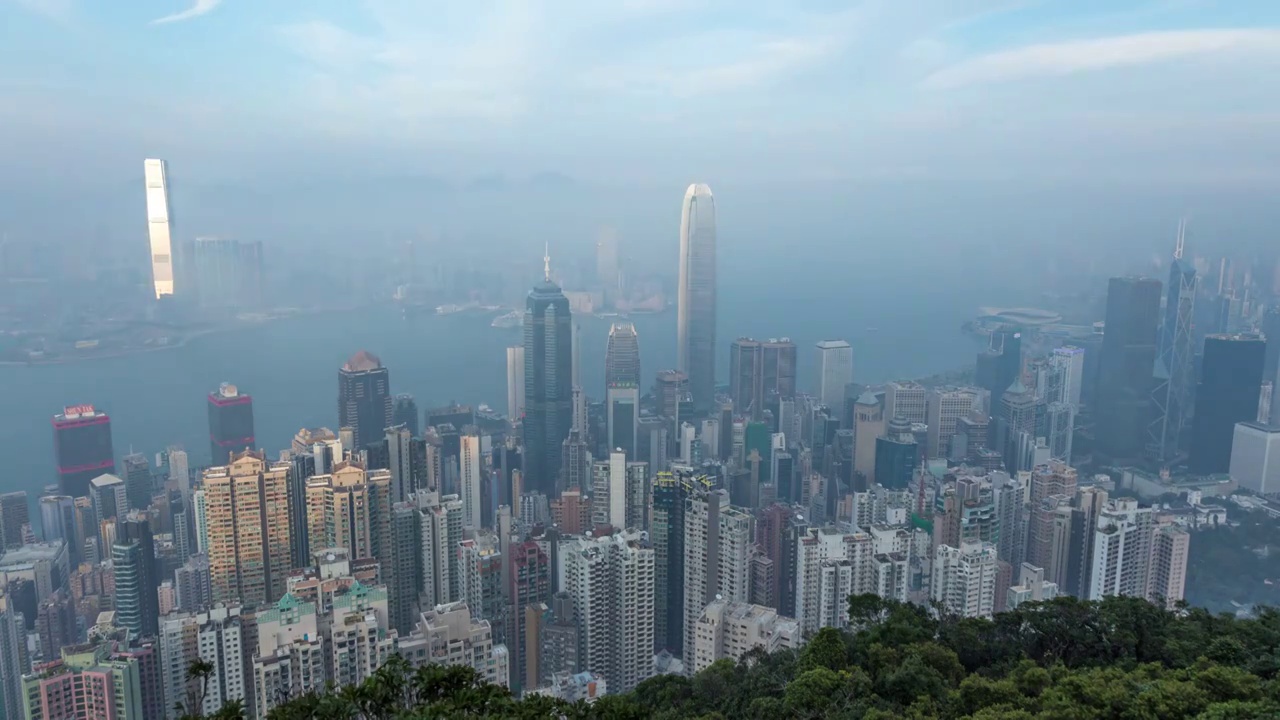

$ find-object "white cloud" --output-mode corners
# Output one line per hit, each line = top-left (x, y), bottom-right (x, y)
(924, 28), (1280, 89)
(8, 0), (74, 22)
(278, 2), (543, 125)
(150, 0), (222, 26)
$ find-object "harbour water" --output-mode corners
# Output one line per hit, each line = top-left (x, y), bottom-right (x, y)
(0, 281), (982, 503)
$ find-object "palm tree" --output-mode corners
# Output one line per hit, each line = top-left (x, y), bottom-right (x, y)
(175, 659), (216, 720)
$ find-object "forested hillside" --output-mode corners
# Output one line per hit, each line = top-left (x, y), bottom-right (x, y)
(198, 594), (1280, 719)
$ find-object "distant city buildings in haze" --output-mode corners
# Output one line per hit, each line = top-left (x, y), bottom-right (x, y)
(208, 382), (255, 465)
(815, 340), (853, 411)
(677, 183), (717, 415)
(143, 158), (174, 299)
(523, 250), (574, 497)
(338, 350), (393, 453)
(191, 236), (265, 311)
(52, 405), (115, 499)
(596, 227), (621, 299)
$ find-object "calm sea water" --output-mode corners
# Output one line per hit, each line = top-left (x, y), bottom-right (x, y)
(0, 279), (983, 515)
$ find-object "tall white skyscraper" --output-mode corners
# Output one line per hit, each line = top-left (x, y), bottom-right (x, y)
(931, 540), (998, 619)
(794, 527), (880, 633)
(160, 605), (251, 717)
(506, 346), (525, 420)
(590, 451), (627, 529)
(418, 491), (464, 607)
(1087, 497), (1187, 608)
(682, 490), (752, 659)
(561, 530), (655, 693)
(144, 158), (175, 299)
(677, 183), (717, 414)
(815, 340), (853, 410)
(460, 434), (483, 530)
(168, 447), (191, 501)
(1051, 346), (1085, 407)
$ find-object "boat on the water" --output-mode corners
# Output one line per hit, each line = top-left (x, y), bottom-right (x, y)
(491, 310), (522, 328)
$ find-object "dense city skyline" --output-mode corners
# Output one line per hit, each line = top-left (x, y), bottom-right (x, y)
(0, 161), (1275, 716)
(2, 2), (1280, 717)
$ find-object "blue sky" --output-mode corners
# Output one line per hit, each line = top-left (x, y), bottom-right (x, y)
(2, 0), (1280, 188)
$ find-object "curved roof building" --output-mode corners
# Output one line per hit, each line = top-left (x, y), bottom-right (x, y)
(605, 322), (640, 389)
(678, 183), (717, 414)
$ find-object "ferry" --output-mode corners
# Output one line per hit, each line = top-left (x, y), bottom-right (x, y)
(491, 310), (522, 328)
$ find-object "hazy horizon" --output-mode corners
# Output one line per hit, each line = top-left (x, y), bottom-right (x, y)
(2, 1), (1279, 276)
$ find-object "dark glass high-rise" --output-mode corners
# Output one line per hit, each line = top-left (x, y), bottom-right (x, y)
(1190, 333), (1265, 474)
(338, 350), (393, 453)
(208, 382), (255, 465)
(52, 405), (115, 499)
(1095, 277), (1162, 459)
(522, 261), (573, 497)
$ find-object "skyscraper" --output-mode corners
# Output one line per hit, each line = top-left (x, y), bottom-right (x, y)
(682, 489), (752, 660)
(561, 530), (655, 693)
(506, 346), (526, 421)
(1096, 277), (1162, 459)
(143, 158), (175, 299)
(121, 452), (152, 513)
(392, 394), (420, 438)
(1150, 224), (1197, 463)
(509, 539), (552, 693)
(159, 605), (252, 717)
(815, 340), (853, 411)
(874, 414), (917, 490)
(113, 512), (159, 637)
(607, 385), (639, 460)
(729, 337), (798, 419)
(208, 382), (255, 465)
(605, 322), (641, 390)
(202, 450), (292, 606)
(1051, 346), (1086, 408)
(1191, 334), (1266, 474)
(0, 492), (29, 549)
(978, 328), (1022, 412)
(522, 251), (573, 497)
(304, 462), (393, 571)
(677, 183), (717, 415)
(39, 494), (74, 546)
(338, 350), (393, 453)
(931, 541), (998, 619)
(52, 404), (115, 499)
(460, 432), (484, 529)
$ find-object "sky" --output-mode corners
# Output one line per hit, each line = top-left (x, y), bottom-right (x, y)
(1, 0), (1280, 269)
(1, 0), (1278, 187)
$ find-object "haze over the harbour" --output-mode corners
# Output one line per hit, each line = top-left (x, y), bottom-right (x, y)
(2, 0), (1280, 271)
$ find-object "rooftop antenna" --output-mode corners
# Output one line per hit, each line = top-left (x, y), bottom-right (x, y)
(1174, 218), (1186, 261)
(543, 242), (551, 282)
